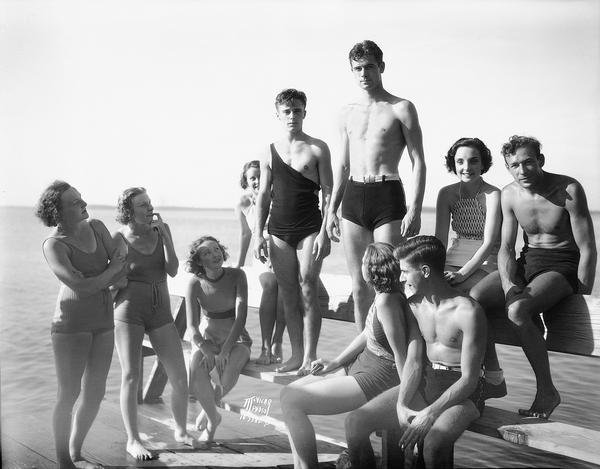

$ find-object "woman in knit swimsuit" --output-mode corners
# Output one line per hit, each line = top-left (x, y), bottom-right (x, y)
(112, 187), (197, 460)
(185, 236), (253, 444)
(435, 137), (501, 293)
(280, 243), (414, 469)
(37, 181), (127, 469)
(235, 160), (285, 365)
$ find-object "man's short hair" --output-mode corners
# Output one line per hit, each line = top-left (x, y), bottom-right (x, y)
(275, 89), (307, 109)
(348, 40), (383, 66)
(444, 137), (493, 174)
(501, 135), (542, 160)
(394, 235), (446, 275)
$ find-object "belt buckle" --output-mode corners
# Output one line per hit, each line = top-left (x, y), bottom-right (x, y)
(364, 175), (376, 183)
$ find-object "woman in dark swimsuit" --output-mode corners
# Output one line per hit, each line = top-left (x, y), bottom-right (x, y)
(37, 180), (127, 469)
(185, 236), (252, 444)
(112, 187), (197, 460)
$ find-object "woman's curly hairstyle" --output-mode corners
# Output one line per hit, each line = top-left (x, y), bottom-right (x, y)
(35, 180), (72, 227)
(116, 187), (147, 225)
(364, 242), (402, 294)
(240, 160), (260, 189)
(444, 137), (492, 175)
(186, 235), (229, 277)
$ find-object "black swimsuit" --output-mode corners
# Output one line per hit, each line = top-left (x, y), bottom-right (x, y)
(267, 144), (322, 248)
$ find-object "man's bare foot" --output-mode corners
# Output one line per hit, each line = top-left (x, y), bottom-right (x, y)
(72, 458), (104, 469)
(256, 348), (271, 365)
(126, 439), (154, 461)
(518, 388), (561, 419)
(199, 412), (222, 443)
(276, 355), (303, 373)
(271, 343), (283, 363)
(296, 357), (315, 376)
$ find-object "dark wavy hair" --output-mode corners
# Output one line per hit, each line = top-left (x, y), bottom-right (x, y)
(444, 137), (493, 174)
(348, 40), (383, 66)
(35, 180), (72, 227)
(275, 88), (307, 109)
(364, 242), (402, 294)
(501, 135), (542, 161)
(116, 187), (147, 225)
(394, 236), (446, 275)
(240, 160), (260, 189)
(186, 236), (229, 277)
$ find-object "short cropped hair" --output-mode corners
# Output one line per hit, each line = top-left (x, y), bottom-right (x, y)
(186, 235), (229, 278)
(116, 187), (147, 225)
(364, 242), (402, 294)
(394, 236), (446, 275)
(35, 180), (72, 227)
(501, 135), (542, 160)
(240, 160), (260, 189)
(275, 89), (307, 109)
(348, 40), (384, 66)
(444, 137), (492, 174)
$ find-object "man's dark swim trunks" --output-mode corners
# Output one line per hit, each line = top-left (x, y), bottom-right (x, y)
(341, 177), (406, 231)
(517, 246), (580, 294)
(421, 362), (485, 414)
(267, 144), (322, 249)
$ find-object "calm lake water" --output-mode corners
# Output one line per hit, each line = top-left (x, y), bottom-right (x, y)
(1, 206), (599, 468)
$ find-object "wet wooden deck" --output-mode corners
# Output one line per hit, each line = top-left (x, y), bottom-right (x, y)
(2, 396), (344, 468)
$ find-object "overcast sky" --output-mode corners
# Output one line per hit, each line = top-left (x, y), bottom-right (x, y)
(2, 0), (599, 210)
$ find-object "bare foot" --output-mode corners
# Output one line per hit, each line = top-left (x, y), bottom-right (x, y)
(175, 430), (204, 449)
(195, 410), (208, 431)
(276, 355), (303, 373)
(199, 411), (222, 443)
(72, 459), (104, 469)
(256, 348), (271, 365)
(518, 388), (561, 419)
(296, 357), (314, 376)
(271, 343), (283, 364)
(126, 439), (154, 461)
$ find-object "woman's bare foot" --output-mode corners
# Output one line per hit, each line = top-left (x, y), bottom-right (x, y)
(174, 430), (203, 449)
(271, 343), (283, 363)
(256, 348), (271, 365)
(296, 357), (314, 376)
(199, 412), (222, 443)
(276, 355), (303, 373)
(126, 438), (154, 461)
(72, 458), (104, 469)
(518, 388), (561, 419)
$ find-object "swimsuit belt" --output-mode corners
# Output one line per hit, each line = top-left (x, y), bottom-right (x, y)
(429, 362), (484, 377)
(350, 174), (401, 184)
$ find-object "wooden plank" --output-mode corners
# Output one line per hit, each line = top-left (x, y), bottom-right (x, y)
(1, 433), (56, 469)
(240, 361), (304, 386)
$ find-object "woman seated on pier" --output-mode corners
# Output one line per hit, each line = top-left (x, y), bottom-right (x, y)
(434, 137), (505, 398)
(280, 243), (418, 469)
(235, 160), (285, 364)
(112, 187), (198, 460)
(37, 181), (127, 469)
(185, 236), (253, 443)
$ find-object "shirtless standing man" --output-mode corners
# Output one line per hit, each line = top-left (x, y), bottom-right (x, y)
(327, 40), (426, 330)
(254, 89), (333, 375)
(471, 135), (596, 419)
(344, 236), (486, 468)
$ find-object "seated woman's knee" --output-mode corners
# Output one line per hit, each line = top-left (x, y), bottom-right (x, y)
(345, 408), (371, 438)
(280, 386), (307, 414)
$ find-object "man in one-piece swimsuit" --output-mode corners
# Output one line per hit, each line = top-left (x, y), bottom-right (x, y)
(471, 135), (597, 419)
(254, 88), (333, 375)
(344, 236), (486, 468)
(326, 40), (426, 330)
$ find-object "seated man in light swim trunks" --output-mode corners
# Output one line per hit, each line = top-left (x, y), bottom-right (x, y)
(470, 135), (597, 419)
(344, 236), (486, 468)
(254, 89), (333, 375)
(326, 39), (426, 331)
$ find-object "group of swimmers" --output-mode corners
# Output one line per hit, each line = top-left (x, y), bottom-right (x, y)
(36, 39), (596, 469)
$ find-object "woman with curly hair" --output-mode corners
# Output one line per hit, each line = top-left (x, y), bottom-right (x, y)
(112, 187), (198, 460)
(435, 137), (501, 292)
(185, 236), (252, 443)
(37, 180), (127, 469)
(280, 242), (415, 469)
(235, 160), (285, 364)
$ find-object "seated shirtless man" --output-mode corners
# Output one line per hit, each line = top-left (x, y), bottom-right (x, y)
(471, 135), (596, 419)
(344, 236), (486, 468)
(254, 89), (333, 375)
(326, 39), (426, 331)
